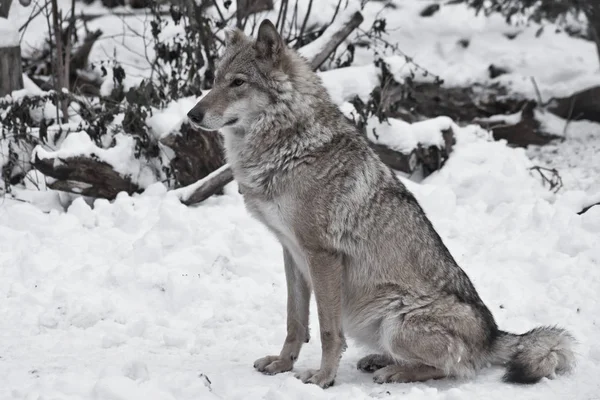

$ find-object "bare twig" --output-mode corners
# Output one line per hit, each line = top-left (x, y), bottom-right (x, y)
(50, 0), (69, 122)
(309, 11), (363, 70)
(330, 0), (344, 24)
(562, 95), (576, 137)
(298, 0), (313, 47)
(212, 0), (225, 23)
(530, 76), (543, 105)
(356, 27), (444, 84)
(529, 165), (563, 193)
(19, 0), (50, 35)
(276, 0), (289, 34)
(578, 201), (600, 215)
(43, 3), (60, 124)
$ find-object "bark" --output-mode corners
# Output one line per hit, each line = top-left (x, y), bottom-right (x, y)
(33, 154), (140, 199)
(159, 123), (226, 188)
(547, 86), (600, 123)
(0, 0), (24, 96)
(0, 0), (11, 17)
(0, 45), (23, 97)
(236, 0), (274, 27)
(172, 164), (234, 206)
(50, 0), (69, 122)
(476, 101), (560, 147)
(583, 3), (600, 67)
(308, 11), (363, 70)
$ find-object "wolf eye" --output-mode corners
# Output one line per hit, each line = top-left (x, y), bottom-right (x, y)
(231, 78), (245, 87)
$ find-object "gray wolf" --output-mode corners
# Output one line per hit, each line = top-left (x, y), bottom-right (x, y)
(187, 19), (576, 389)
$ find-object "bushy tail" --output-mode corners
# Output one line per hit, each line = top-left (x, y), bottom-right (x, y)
(491, 326), (576, 384)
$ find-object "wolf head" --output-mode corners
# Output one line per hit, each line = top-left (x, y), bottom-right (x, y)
(187, 19), (296, 133)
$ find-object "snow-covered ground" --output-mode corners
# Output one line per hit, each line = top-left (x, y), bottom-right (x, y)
(2, 126), (599, 400)
(2, 0), (600, 399)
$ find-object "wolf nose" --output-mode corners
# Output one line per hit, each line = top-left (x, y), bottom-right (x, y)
(187, 108), (205, 125)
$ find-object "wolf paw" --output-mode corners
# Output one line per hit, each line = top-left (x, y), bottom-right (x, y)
(357, 354), (394, 373)
(295, 369), (335, 389)
(253, 355), (293, 375)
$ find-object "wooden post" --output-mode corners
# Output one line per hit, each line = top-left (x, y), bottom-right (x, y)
(0, 0), (12, 17)
(0, 0), (24, 97)
(583, 2), (600, 67)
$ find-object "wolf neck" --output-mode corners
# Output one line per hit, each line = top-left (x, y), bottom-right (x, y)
(226, 50), (341, 197)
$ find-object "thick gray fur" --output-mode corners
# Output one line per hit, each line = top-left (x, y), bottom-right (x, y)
(187, 20), (576, 388)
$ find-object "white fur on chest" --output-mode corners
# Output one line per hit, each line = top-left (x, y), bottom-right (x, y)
(250, 198), (311, 283)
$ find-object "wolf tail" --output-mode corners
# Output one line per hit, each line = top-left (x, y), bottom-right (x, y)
(490, 326), (576, 384)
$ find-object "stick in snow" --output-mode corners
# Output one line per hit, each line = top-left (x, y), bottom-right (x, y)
(172, 164), (234, 206)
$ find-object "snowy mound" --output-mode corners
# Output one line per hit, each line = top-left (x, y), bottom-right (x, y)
(2, 126), (599, 399)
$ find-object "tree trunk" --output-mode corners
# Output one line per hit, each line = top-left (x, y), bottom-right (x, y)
(0, 0), (11, 17)
(0, 0), (23, 97)
(236, 0), (274, 28)
(50, 0), (70, 122)
(584, 2), (600, 66)
(0, 45), (23, 97)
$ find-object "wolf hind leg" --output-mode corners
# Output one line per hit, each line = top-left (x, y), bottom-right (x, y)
(373, 363), (447, 383)
(379, 311), (482, 380)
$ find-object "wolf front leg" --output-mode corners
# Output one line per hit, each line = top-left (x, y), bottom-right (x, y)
(254, 247), (311, 374)
(296, 251), (346, 389)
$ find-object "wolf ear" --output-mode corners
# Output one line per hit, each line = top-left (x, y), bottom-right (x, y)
(255, 19), (283, 61)
(224, 28), (245, 47)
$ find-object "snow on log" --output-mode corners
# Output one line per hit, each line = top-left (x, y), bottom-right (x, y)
(33, 156), (140, 199)
(547, 86), (600, 124)
(32, 131), (156, 199)
(474, 101), (560, 147)
(298, 7), (364, 70)
(364, 115), (456, 176)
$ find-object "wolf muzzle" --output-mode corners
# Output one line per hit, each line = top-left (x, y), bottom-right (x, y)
(187, 104), (206, 126)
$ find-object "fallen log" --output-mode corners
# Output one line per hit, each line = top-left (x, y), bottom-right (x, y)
(547, 86), (600, 123)
(366, 116), (456, 177)
(474, 101), (560, 147)
(33, 153), (140, 199)
(305, 11), (364, 70)
(171, 10), (365, 205)
(172, 164), (234, 205)
(370, 145), (418, 174)
(159, 122), (226, 188)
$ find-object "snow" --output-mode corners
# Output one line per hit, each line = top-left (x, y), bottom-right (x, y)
(0, 17), (19, 48)
(528, 114), (600, 198)
(2, 0), (600, 398)
(33, 131), (157, 188)
(2, 126), (600, 399)
(298, 4), (362, 62)
(147, 96), (202, 141)
(362, 115), (451, 153)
